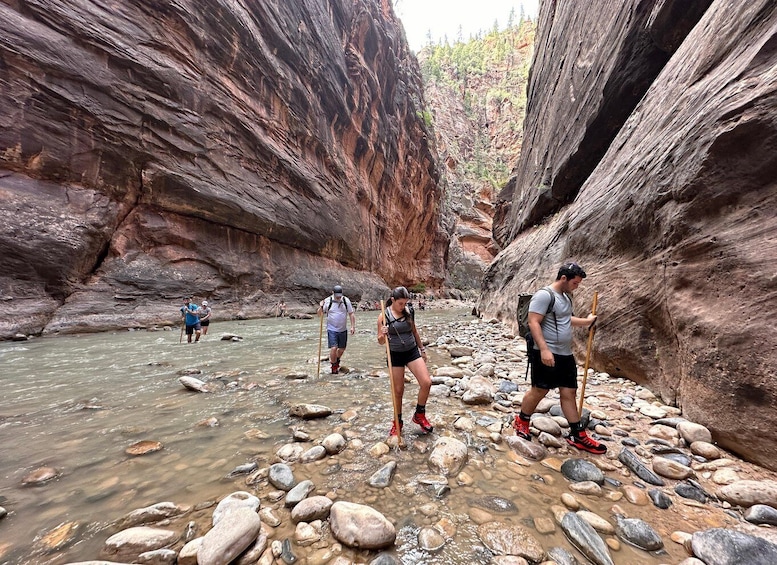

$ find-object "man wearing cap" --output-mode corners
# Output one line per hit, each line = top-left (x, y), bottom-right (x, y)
(180, 297), (201, 343)
(318, 285), (355, 374)
(199, 300), (212, 335)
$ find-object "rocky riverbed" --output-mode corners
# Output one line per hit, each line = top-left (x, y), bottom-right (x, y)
(12, 313), (777, 565)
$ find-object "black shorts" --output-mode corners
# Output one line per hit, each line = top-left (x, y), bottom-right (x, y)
(200, 320), (210, 327)
(529, 349), (577, 389)
(185, 323), (201, 335)
(389, 347), (422, 367)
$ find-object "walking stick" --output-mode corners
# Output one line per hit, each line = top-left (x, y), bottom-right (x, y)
(316, 310), (324, 377)
(179, 322), (184, 344)
(578, 291), (599, 418)
(381, 300), (403, 447)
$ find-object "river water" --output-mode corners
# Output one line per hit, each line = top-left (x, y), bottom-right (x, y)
(0, 309), (700, 564)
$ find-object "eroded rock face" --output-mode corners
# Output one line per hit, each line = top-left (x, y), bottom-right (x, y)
(482, 0), (777, 469)
(0, 0), (448, 337)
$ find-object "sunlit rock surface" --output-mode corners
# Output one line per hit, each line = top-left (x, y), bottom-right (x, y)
(0, 0), (447, 336)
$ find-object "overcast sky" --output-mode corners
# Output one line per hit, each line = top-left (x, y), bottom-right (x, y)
(394, 0), (539, 52)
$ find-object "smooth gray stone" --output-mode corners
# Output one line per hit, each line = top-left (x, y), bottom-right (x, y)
(652, 417), (687, 428)
(368, 461), (397, 488)
(268, 463), (297, 491)
(675, 482), (709, 503)
(618, 448), (665, 486)
(561, 458), (605, 485)
(498, 380), (519, 394)
(280, 538), (297, 564)
(369, 553), (401, 565)
(745, 504), (777, 526)
(560, 512), (614, 565)
(656, 452), (692, 467)
(648, 489), (673, 509)
(546, 546), (581, 565)
(285, 480), (315, 507)
(621, 438), (640, 447)
(613, 514), (664, 551)
(692, 528), (777, 565)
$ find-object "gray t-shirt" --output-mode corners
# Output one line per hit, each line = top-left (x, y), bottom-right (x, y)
(529, 288), (573, 355)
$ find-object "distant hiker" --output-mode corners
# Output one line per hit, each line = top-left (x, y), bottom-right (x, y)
(318, 285), (355, 373)
(277, 300), (287, 317)
(180, 297), (201, 343)
(513, 262), (604, 453)
(199, 300), (212, 335)
(378, 286), (433, 437)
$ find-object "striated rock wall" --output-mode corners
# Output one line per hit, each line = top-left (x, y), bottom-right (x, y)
(482, 0), (777, 469)
(0, 0), (448, 336)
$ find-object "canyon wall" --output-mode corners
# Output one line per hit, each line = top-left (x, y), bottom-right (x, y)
(0, 0), (448, 336)
(482, 0), (777, 469)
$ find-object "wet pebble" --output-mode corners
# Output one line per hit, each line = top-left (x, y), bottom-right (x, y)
(560, 512), (614, 565)
(744, 504), (777, 526)
(368, 461), (397, 488)
(268, 463), (297, 491)
(418, 526), (446, 551)
(329, 501), (396, 549)
(647, 488), (673, 509)
(285, 480), (315, 507)
(613, 514), (663, 551)
(618, 448), (665, 486)
(477, 521), (544, 563)
(469, 495), (519, 513)
(691, 528), (777, 565)
(561, 458), (605, 484)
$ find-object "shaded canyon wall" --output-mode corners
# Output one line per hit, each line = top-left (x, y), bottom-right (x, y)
(0, 0), (448, 336)
(481, 0), (777, 469)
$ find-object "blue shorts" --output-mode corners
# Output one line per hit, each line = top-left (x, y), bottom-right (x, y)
(530, 349), (577, 389)
(185, 323), (201, 335)
(389, 347), (422, 368)
(327, 330), (348, 349)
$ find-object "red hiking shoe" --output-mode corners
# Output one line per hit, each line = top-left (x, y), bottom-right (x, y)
(388, 419), (403, 437)
(331, 362), (339, 374)
(512, 415), (531, 441)
(412, 412), (434, 433)
(567, 430), (607, 454)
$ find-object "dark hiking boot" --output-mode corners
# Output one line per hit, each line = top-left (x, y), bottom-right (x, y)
(331, 363), (339, 374)
(566, 430), (607, 454)
(412, 412), (434, 433)
(512, 415), (531, 440)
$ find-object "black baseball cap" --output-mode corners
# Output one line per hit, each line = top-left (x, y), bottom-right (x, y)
(333, 285), (343, 296)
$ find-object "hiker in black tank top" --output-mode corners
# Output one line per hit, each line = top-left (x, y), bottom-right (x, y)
(377, 286), (433, 437)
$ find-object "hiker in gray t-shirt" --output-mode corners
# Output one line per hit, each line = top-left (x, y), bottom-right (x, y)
(513, 262), (605, 454)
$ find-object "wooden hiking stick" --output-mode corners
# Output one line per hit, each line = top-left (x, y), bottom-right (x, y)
(179, 322), (184, 344)
(381, 300), (402, 445)
(316, 309), (324, 377)
(578, 291), (599, 418)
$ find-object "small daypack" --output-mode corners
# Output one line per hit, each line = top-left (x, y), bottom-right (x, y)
(517, 287), (558, 379)
(517, 287), (555, 342)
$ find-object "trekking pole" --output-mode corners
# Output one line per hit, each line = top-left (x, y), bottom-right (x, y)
(316, 309), (324, 377)
(381, 300), (403, 447)
(578, 291), (599, 418)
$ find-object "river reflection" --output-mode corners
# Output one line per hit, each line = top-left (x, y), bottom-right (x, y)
(0, 310), (695, 564)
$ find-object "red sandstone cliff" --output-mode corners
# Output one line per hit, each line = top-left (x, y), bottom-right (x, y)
(481, 0), (777, 470)
(0, 0), (448, 336)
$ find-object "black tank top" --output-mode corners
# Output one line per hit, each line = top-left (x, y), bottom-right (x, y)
(385, 307), (417, 352)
